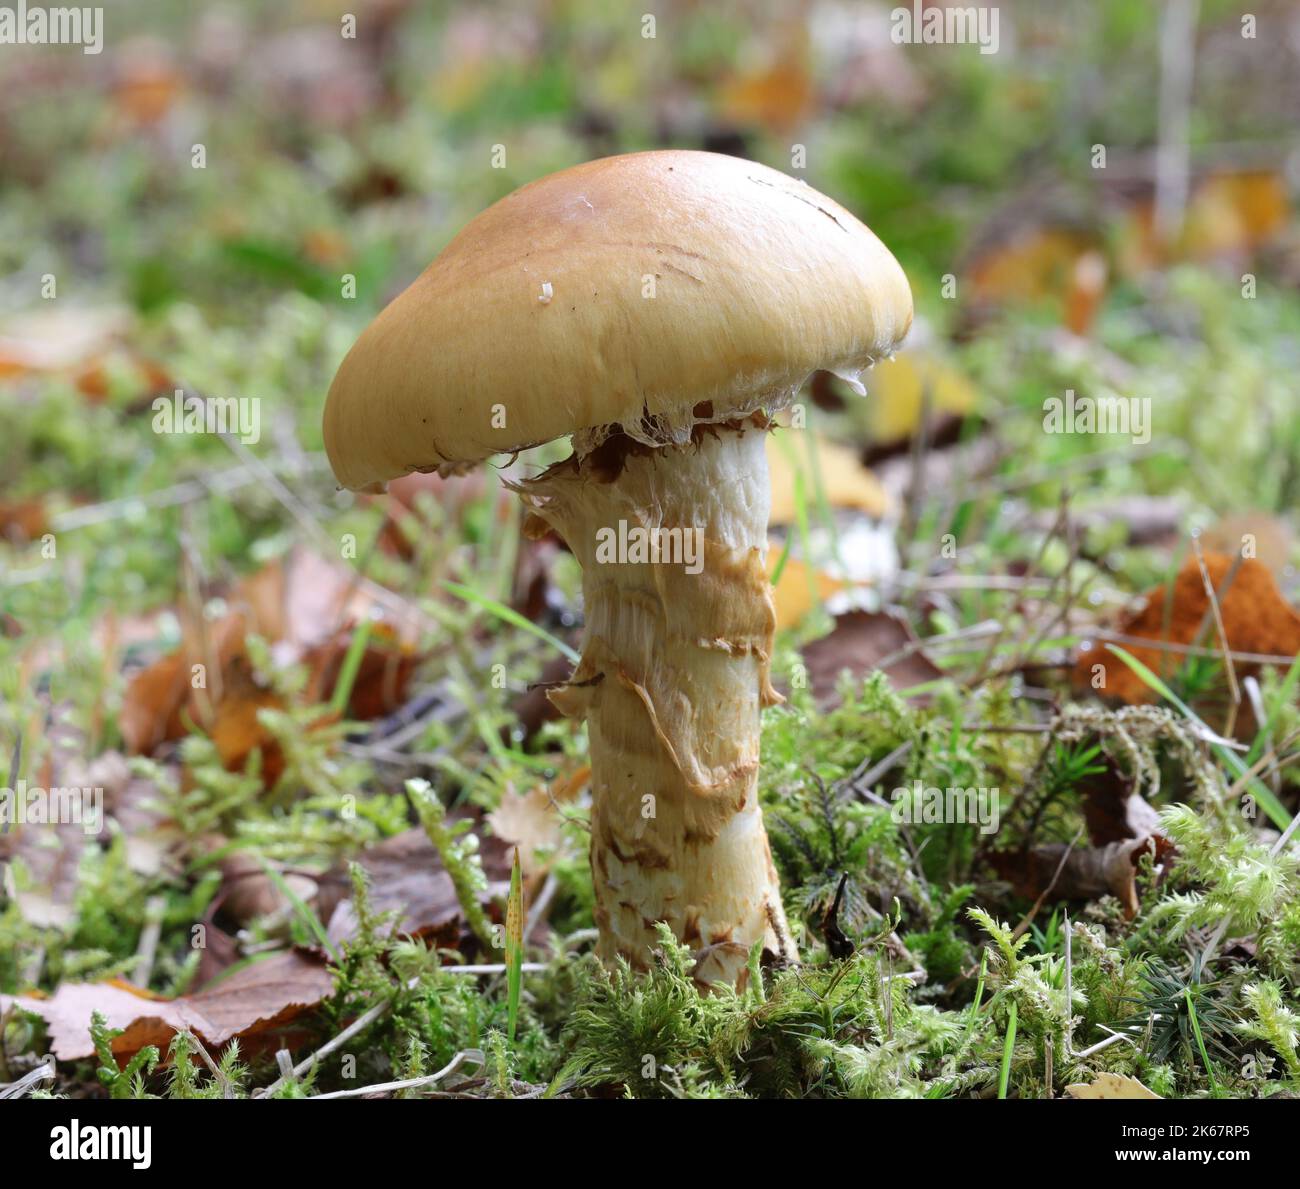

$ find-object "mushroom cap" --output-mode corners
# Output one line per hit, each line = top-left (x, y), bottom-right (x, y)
(323, 150), (913, 492)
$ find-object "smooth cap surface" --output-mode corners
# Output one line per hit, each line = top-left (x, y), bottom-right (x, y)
(324, 150), (913, 491)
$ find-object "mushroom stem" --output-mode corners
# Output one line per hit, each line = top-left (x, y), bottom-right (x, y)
(521, 423), (797, 985)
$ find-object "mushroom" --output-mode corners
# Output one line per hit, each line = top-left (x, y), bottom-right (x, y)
(324, 150), (912, 984)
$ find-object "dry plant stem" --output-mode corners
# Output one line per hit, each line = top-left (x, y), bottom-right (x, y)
(522, 425), (796, 983)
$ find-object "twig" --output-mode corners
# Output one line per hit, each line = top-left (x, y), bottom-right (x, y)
(843, 741), (914, 800)
(1154, 0), (1199, 241)
(1085, 631), (1296, 666)
(1011, 827), (1085, 941)
(131, 895), (166, 988)
(308, 1049), (483, 1099)
(50, 456), (334, 531)
(255, 995), (394, 1098)
(181, 1029), (234, 1100)
(1192, 538), (1240, 735)
(0, 1059), (55, 1100)
(524, 871), (560, 941)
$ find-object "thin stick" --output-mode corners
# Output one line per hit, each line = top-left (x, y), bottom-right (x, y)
(215, 422), (439, 637)
(0, 1060), (55, 1100)
(524, 871), (560, 941)
(844, 741), (914, 800)
(1084, 631), (1296, 666)
(308, 1050), (483, 1100)
(50, 456), (334, 531)
(131, 895), (166, 988)
(1154, 0), (1199, 241)
(255, 996), (393, 1098)
(1192, 538), (1240, 733)
(181, 1029), (234, 1099)
(1011, 828), (1085, 941)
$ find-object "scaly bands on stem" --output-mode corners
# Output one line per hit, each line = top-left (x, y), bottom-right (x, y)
(519, 423), (797, 985)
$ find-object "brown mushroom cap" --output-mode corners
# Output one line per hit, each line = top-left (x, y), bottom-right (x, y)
(323, 150), (913, 492)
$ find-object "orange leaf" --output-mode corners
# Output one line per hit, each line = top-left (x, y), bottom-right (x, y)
(1, 950), (334, 1062)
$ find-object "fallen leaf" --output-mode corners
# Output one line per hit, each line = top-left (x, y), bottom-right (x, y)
(1077, 754), (1162, 846)
(0, 499), (48, 544)
(215, 851), (319, 928)
(0, 716), (105, 930)
(302, 621), (418, 720)
(370, 470), (499, 560)
(112, 38), (184, 126)
(118, 550), (420, 784)
(1181, 170), (1289, 257)
(1, 950), (333, 1062)
(967, 226), (1101, 313)
(855, 353), (979, 447)
(800, 610), (943, 707)
(1076, 554), (1300, 708)
(487, 779), (577, 872)
(0, 306), (131, 374)
(718, 52), (814, 134)
(1065, 1072), (1162, 1100)
(990, 834), (1173, 920)
(316, 826), (511, 948)
(1118, 169), (1290, 272)
(767, 546), (846, 631)
(767, 431), (889, 523)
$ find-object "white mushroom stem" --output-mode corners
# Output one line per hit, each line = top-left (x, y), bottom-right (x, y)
(520, 422), (797, 985)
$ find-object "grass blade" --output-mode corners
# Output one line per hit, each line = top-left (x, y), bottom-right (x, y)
(442, 579), (580, 664)
(1106, 644), (1291, 829)
(505, 847), (524, 1044)
(328, 616), (374, 718)
(998, 1000), (1017, 1100)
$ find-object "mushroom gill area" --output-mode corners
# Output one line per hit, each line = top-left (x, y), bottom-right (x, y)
(516, 421), (796, 983)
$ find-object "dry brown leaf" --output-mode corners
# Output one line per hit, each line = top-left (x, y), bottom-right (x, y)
(111, 38), (184, 126)
(317, 826), (511, 948)
(303, 621), (418, 721)
(0, 499), (49, 544)
(1181, 170), (1289, 257)
(800, 610), (942, 707)
(1076, 756), (1162, 846)
(487, 778), (580, 872)
(1, 950), (333, 1061)
(1076, 554), (1300, 708)
(215, 851), (319, 927)
(968, 226), (1101, 311)
(0, 306), (131, 374)
(0, 717), (109, 930)
(118, 550), (420, 781)
(371, 470), (495, 560)
(991, 834), (1173, 920)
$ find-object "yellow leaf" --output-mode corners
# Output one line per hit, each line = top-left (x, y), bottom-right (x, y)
(860, 354), (978, 444)
(1064, 1073), (1162, 1100)
(970, 226), (1098, 302)
(766, 432), (889, 524)
(718, 54), (813, 134)
(767, 545), (844, 631)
